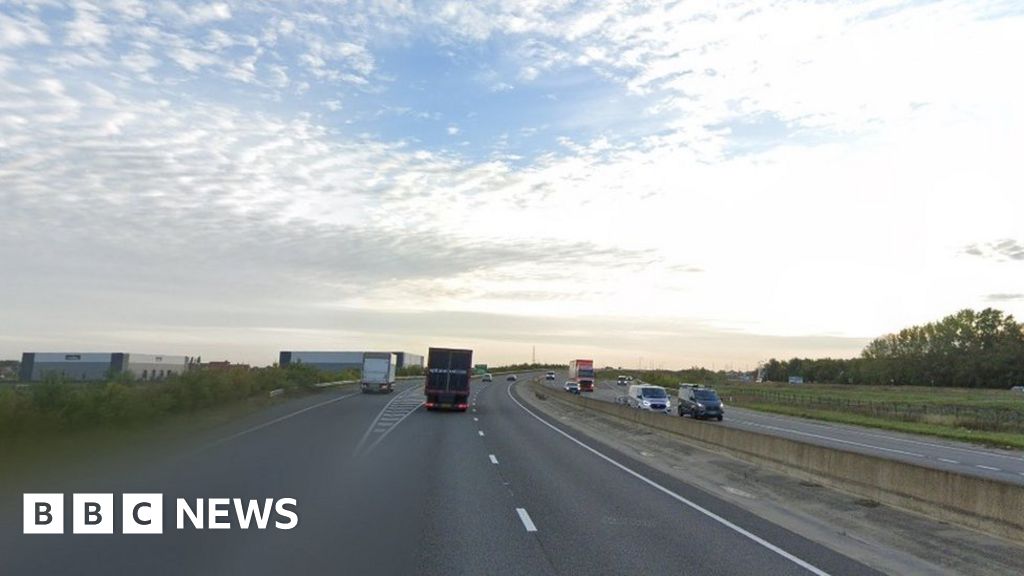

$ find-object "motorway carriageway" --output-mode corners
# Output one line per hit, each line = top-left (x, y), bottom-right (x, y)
(0, 374), (881, 576)
(570, 377), (1024, 485)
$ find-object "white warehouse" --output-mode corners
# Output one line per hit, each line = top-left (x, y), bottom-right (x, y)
(19, 352), (188, 382)
(279, 351), (424, 372)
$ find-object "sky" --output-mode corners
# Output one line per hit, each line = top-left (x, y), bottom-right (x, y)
(2, 0), (1023, 369)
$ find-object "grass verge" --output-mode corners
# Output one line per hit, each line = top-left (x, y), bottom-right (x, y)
(601, 377), (1024, 449)
(738, 402), (1024, 450)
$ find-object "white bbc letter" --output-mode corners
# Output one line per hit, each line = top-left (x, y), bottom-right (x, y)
(176, 498), (203, 529)
(73, 493), (113, 534)
(208, 498), (231, 529)
(122, 494), (163, 534)
(275, 498), (298, 530)
(233, 499), (273, 530)
(23, 493), (63, 534)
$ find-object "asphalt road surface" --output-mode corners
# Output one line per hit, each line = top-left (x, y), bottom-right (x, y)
(0, 375), (883, 575)
(565, 376), (1024, 485)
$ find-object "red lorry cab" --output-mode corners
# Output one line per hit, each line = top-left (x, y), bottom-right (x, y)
(568, 359), (595, 392)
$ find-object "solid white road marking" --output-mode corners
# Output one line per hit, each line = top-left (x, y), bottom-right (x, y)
(730, 408), (1024, 462)
(737, 421), (926, 458)
(516, 508), (538, 532)
(938, 458), (960, 464)
(506, 383), (832, 576)
(490, 454), (499, 464)
(204, 391), (361, 450)
(976, 465), (1001, 471)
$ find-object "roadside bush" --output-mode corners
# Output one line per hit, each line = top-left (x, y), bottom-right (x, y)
(0, 364), (344, 437)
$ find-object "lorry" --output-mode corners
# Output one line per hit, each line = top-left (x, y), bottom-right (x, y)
(568, 359), (595, 392)
(425, 347), (473, 411)
(361, 352), (397, 393)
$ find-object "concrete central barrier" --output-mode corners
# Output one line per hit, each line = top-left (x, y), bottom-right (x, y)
(532, 382), (1024, 543)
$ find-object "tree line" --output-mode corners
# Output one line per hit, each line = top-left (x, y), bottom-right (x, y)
(760, 308), (1024, 388)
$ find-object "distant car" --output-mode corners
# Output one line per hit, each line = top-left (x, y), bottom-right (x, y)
(616, 375), (628, 386)
(506, 374), (517, 382)
(1011, 386), (1024, 393)
(545, 371), (556, 380)
(678, 384), (724, 421)
(564, 380), (580, 393)
(482, 373), (493, 382)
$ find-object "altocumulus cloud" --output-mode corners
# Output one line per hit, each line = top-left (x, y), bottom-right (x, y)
(0, 51), (650, 326)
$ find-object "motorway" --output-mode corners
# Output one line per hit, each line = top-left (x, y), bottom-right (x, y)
(0, 375), (883, 575)
(567, 377), (1024, 485)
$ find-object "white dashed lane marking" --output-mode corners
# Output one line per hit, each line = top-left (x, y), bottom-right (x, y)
(516, 508), (537, 532)
(489, 454), (499, 464)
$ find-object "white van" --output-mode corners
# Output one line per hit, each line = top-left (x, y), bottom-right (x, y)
(627, 384), (671, 413)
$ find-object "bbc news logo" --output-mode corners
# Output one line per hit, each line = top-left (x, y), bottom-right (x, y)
(23, 494), (298, 534)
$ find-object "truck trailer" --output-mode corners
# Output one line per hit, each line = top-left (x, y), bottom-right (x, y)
(568, 358), (595, 392)
(361, 352), (397, 393)
(425, 347), (473, 411)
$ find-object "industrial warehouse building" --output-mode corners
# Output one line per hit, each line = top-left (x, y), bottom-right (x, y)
(394, 352), (424, 369)
(19, 352), (188, 382)
(279, 351), (424, 372)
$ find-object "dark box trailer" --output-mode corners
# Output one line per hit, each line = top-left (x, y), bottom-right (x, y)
(425, 347), (473, 411)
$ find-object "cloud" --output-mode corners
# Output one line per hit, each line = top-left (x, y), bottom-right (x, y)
(158, 2), (232, 26)
(120, 51), (160, 74)
(0, 68), (652, 325)
(65, 2), (110, 46)
(0, 12), (50, 48)
(298, 39), (375, 85)
(447, 125), (459, 135)
(965, 239), (1024, 261)
(987, 294), (1024, 302)
(169, 47), (218, 72)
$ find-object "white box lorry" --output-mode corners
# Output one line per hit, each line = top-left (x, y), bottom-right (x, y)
(361, 352), (397, 393)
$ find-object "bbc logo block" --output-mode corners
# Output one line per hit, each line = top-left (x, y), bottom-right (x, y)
(23, 493), (163, 535)
(73, 493), (114, 534)
(122, 494), (163, 534)
(23, 494), (63, 534)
